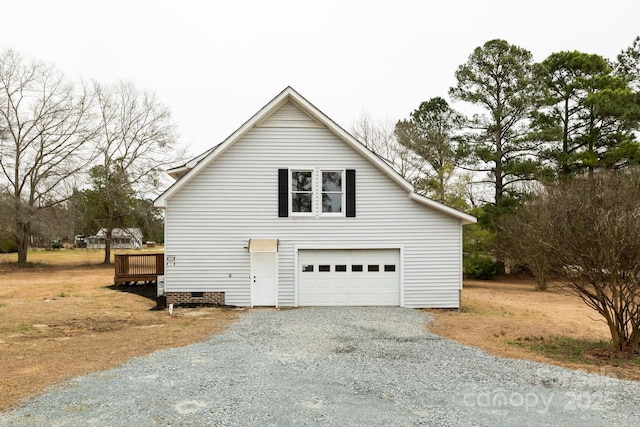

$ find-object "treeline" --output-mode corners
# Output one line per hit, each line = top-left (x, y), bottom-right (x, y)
(0, 49), (183, 263)
(354, 37), (640, 272)
(353, 38), (640, 353)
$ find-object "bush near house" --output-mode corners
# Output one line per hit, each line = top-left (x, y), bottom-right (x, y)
(464, 253), (498, 280)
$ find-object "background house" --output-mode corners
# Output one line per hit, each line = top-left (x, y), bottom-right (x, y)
(85, 228), (143, 249)
(154, 87), (475, 308)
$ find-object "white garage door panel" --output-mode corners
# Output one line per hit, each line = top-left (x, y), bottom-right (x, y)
(298, 249), (400, 306)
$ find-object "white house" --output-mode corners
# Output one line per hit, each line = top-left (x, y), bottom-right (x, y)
(86, 228), (144, 249)
(154, 87), (476, 308)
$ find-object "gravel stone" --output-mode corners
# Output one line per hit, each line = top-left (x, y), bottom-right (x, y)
(2, 307), (640, 426)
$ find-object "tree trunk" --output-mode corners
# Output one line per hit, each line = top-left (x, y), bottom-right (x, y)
(494, 128), (504, 208)
(604, 315), (639, 354)
(561, 97), (570, 176)
(587, 110), (596, 180)
(535, 275), (547, 291)
(103, 228), (112, 264)
(14, 214), (30, 265)
(631, 328), (640, 354)
(102, 202), (114, 264)
(17, 223), (29, 265)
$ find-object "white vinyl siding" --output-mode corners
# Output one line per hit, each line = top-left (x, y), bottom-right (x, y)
(258, 101), (323, 128)
(163, 102), (463, 308)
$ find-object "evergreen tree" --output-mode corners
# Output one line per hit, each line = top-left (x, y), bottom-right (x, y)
(395, 97), (466, 208)
(449, 39), (543, 208)
(533, 51), (640, 176)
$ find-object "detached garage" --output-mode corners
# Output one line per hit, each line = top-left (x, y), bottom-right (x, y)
(154, 87), (476, 309)
(297, 249), (401, 306)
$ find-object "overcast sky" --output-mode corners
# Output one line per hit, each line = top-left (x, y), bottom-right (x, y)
(2, 1), (639, 158)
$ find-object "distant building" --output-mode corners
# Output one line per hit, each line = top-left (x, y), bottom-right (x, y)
(86, 228), (143, 249)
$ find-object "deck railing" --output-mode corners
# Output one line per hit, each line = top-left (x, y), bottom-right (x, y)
(114, 253), (164, 285)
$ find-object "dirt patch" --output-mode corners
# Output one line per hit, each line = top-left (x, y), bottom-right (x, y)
(0, 250), (237, 411)
(426, 277), (640, 381)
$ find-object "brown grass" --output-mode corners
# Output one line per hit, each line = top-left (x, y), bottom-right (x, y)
(426, 277), (640, 381)
(0, 248), (237, 411)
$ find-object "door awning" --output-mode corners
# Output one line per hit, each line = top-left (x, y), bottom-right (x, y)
(248, 239), (279, 252)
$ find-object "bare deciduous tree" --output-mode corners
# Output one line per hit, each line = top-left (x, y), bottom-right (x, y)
(351, 111), (427, 191)
(0, 49), (96, 264)
(503, 170), (640, 353)
(499, 195), (554, 290)
(90, 81), (181, 264)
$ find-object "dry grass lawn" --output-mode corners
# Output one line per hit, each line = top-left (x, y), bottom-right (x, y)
(0, 248), (237, 411)
(426, 277), (640, 381)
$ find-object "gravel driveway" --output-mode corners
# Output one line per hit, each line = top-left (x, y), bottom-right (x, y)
(2, 307), (640, 426)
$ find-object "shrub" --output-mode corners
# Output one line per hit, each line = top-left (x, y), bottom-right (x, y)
(464, 253), (498, 280)
(0, 238), (18, 254)
(505, 169), (640, 353)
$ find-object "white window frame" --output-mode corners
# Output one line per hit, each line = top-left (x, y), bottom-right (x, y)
(319, 169), (345, 217)
(290, 169), (314, 216)
(288, 169), (345, 217)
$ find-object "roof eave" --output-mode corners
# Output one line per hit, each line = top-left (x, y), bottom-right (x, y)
(154, 88), (298, 208)
(408, 193), (477, 225)
(166, 166), (190, 180)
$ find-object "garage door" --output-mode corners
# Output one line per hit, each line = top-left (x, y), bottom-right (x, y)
(297, 249), (400, 306)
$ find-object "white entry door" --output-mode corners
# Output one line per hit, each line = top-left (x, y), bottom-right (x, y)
(251, 251), (277, 306)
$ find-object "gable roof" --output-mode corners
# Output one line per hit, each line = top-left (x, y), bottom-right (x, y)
(95, 228), (143, 239)
(154, 87), (476, 225)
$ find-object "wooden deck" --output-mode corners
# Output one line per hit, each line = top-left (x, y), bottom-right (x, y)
(114, 253), (164, 285)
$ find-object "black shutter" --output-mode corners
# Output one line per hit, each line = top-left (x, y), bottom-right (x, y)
(278, 169), (289, 217)
(346, 169), (356, 217)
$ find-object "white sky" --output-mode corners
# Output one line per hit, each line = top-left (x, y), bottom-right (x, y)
(2, 0), (639, 159)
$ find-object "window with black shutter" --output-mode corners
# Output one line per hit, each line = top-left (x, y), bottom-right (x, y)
(278, 168), (356, 217)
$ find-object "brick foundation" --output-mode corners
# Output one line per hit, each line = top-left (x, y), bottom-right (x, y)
(166, 291), (225, 306)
